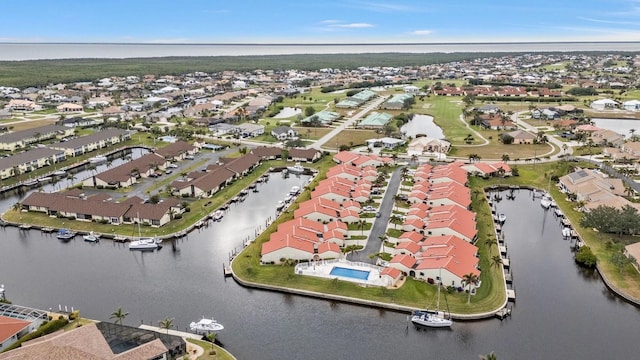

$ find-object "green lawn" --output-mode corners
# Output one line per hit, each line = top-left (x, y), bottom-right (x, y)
(186, 339), (235, 360)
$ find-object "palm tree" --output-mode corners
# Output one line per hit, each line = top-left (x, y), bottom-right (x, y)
(110, 307), (128, 325)
(390, 214), (402, 229)
(462, 273), (480, 304)
(158, 317), (174, 334)
(205, 332), (217, 355)
(490, 255), (503, 268)
(501, 154), (510, 163)
(358, 219), (367, 235)
(479, 351), (498, 360)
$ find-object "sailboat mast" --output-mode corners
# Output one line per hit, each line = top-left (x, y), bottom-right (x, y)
(437, 267), (441, 310)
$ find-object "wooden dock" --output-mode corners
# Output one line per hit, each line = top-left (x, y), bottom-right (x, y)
(504, 272), (513, 284)
(506, 289), (516, 302)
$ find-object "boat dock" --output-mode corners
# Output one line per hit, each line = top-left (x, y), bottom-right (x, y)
(506, 289), (516, 302)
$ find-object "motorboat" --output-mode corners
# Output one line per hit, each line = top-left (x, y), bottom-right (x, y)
(128, 237), (159, 251)
(83, 231), (99, 242)
(213, 210), (224, 221)
(276, 200), (285, 211)
(540, 196), (552, 209)
(88, 155), (107, 164)
(562, 227), (572, 238)
(284, 194), (293, 202)
(289, 186), (301, 195)
(411, 310), (453, 328)
(56, 228), (76, 240)
(286, 162), (305, 174)
(190, 317), (224, 333)
(497, 213), (507, 223)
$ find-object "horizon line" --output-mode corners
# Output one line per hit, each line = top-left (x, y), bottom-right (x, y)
(2, 41), (640, 46)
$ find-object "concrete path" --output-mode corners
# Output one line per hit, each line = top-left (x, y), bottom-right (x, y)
(312, 95), (389, 150)
(452, 113), (490, 147)
(348, 166), (403, 263)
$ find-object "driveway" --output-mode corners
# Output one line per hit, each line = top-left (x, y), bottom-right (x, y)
(348, 166), (403, 263)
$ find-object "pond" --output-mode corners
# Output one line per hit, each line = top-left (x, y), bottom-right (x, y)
(591, 118), (640, 138)
(401, 114), (445, 139)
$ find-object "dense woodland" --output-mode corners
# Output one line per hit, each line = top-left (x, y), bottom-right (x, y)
(1, 50), (636, 88)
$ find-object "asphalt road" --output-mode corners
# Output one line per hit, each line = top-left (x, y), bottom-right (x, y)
(348, 166), (403, 263)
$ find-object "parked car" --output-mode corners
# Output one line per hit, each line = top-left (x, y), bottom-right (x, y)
(185, 155), (195, 160)
(168, 163), (179, 169)
(363, 205), (376, 212)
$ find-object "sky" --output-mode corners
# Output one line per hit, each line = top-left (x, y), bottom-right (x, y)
(2, 0), (640, 43)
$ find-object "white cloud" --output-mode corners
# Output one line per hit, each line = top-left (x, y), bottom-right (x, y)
(577, 16), (640, 26)
(354, 1), (415, 12)
(330, 23), (374, 28)
(320, 19), (340, 24)
(409, 30), (433, 36)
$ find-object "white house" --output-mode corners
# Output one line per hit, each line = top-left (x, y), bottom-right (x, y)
(590, 98), (618, 111)
(622, 100), (640, 111)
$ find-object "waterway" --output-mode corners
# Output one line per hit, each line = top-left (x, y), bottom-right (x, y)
(592, 118), (640, 138)
(1, 184), (640, 359)
(400, 114), (445, 139)
(2, 42), (640, 61)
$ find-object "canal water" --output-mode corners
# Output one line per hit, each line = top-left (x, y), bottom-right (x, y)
(1, 184), (640, 359)
(592, 117), (640, 138)
(401, 114), (445, 139)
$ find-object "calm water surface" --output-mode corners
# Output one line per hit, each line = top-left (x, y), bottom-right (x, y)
(1, 185), (640, 359)
(401, 114), (445, 139)
(592, 118), (640, 138)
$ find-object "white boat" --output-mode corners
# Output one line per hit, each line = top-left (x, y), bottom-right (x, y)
(411, 269), (453, 328)
(497, 213), (507, 223)
(540, 196), (552, 209)
(128, 237), (159, 251)
(83, 231), (99, 242)
(554, 208), (564, 217)
(286, 162), (305, 174)
(276, 200), (285, 211)
(562, 227), (572, 238)
(550, 200), (558, 208)
(56, 228), (76, 240)
(0, 284), (5, 299)
(88, 155), (107, 164)
(284, 194), (293, 202)
(213, 210), (224, 221)
(53, 170), (66, 176)
(411, 310), (453, 328)
(190, 317), (224, 333)
(128, 215), (159, 250)
(289, 186), (301, 195)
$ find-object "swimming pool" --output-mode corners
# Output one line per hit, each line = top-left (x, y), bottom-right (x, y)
(330, 266), (370, 280)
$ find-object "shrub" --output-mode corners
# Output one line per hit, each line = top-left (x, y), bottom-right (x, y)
(575, 246), (597, 268)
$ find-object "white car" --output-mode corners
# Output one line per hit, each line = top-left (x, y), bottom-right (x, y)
(168, 164), (178, 169)
(363, 206), (376, 212)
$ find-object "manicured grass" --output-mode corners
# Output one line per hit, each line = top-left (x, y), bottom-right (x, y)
(413, 96), (474, 145)
(323, 129), (379, 150)
(294, 127), (333, 140)
(9, 119), (57, 131)
(453, 142), (555, 160)
(186, 338), (235, 360)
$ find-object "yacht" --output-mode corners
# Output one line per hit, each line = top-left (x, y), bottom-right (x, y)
(286, 162), (305, 174)
(128, 237), (159, 251)
(411, 310), (453, 328)
(289, 186), (301, 195)
(190, 317), (224, 333)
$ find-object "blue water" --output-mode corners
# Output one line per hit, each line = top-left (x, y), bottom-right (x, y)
(330, 266), (370, 280)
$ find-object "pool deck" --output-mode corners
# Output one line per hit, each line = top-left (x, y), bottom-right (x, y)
(295, 259), (392, 287)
